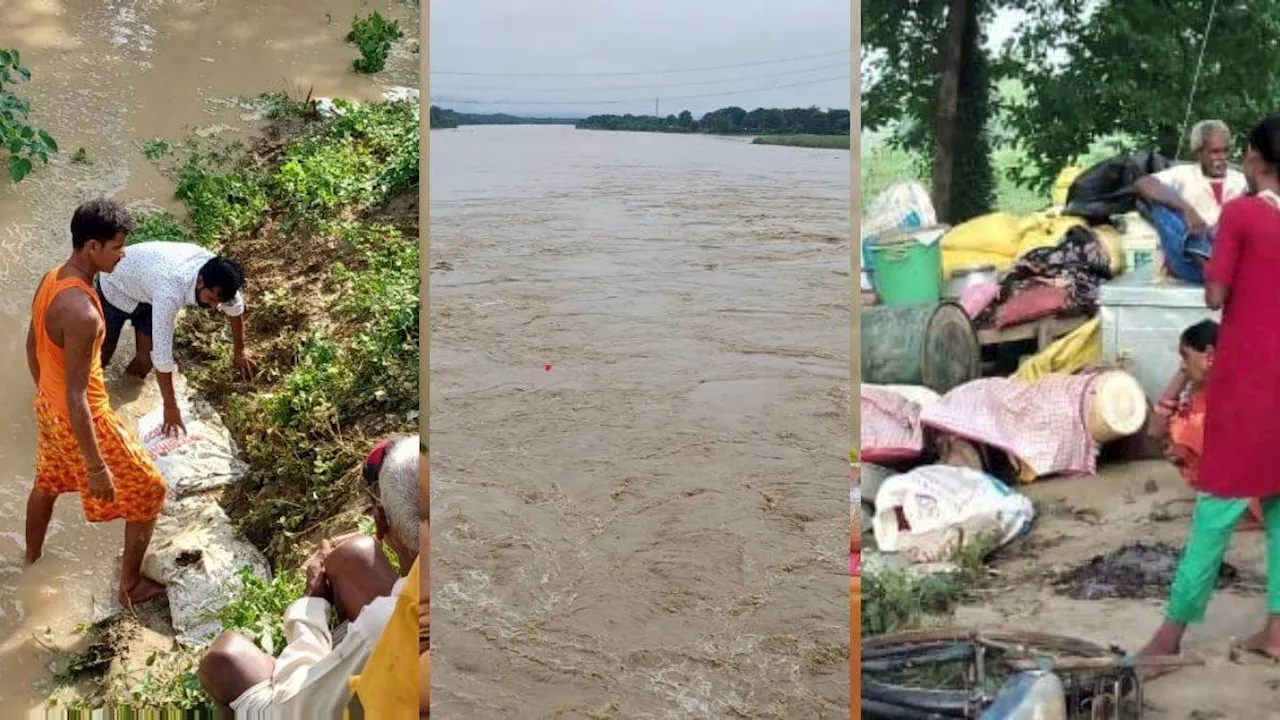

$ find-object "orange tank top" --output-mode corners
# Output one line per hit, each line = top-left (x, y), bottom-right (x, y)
(32, 267), (112, 417)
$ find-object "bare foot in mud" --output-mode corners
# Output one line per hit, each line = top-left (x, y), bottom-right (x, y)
(1136, 624), (1185, 681)
(1230, 629), (1280, 665)
(123, 357), (150, 379)
(119, 577), (166, 607)
(24, 549), (40, 565)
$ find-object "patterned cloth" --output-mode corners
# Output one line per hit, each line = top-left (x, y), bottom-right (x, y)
(34, 395), (167, 523)
(861, 387), (925, 463)
(978, 227), (1113, 326)
(919, 374), (1098, 481)
(98, 241), (245, 374)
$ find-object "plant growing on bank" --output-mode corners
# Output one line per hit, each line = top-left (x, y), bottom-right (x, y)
(347, 11), (403, 74)
(0, 48), (57, 182)
(214, 566), (307, 656)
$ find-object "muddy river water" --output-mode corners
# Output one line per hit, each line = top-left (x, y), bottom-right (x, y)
(430, 125), (850, 717)
(0, 0), (416, 712)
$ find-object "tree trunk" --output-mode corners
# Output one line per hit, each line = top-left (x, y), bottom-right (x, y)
(931, 0), (969, 224)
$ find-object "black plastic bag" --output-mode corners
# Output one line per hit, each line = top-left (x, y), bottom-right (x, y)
(1063, 150), (1173, 224)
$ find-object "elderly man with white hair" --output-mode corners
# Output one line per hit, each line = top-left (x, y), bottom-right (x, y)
(1135, 119), (1248, 283)
(197, 434), (420, 718)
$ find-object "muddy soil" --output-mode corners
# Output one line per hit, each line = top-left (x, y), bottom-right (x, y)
(947, 460), (1280, 719)
(1054, 541), (1243, 602)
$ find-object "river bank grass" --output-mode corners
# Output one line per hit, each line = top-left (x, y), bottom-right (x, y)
(752, 133), (849, 149)
(46, 92), (419, 711)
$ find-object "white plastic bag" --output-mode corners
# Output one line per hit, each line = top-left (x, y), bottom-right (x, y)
(138, 404), (247, 500)
(872, 465), (1034, 563)
(861, 181), (937, 243)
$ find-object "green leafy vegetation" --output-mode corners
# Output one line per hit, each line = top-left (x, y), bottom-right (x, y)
(576, 105), (850, 135)
(861, 533), (998, 638)
(139, 138), (171, 160)
(170, 97), (420, 565)
(862, 0), (1280, 221)
(213, 566), (307, 656)
(0, 48), (57, 182)
(346, 11), (404, 74)
(752, 134), (850, 150)
(129, 211), (188, 245)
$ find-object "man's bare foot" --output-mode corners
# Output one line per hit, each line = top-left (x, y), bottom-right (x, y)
(123, 358), (149, 378)
(120, 577), (166, 607)
(1136, 625), (1184, 681)
(24, 549), (41, 565)
(1230, 631), (1280, 665)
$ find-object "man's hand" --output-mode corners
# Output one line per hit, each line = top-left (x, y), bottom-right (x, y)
(1184, 208), (1209, 235)
(234, 350), (256, 381)
(161, 404), (187, 438)
(86, 465), (116, 503)
(303, 539), (335, 601)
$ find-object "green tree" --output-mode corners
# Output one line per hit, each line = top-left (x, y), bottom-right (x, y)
(0, 48), (57, 182)
(1001, 0), (1280, 189)
(862, 0), (997, 223)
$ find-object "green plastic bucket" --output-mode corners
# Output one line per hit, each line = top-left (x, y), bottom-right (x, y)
(868, 227), (945, 306)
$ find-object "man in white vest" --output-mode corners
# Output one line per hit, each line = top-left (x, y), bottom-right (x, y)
(1135, 119), (1248, 283)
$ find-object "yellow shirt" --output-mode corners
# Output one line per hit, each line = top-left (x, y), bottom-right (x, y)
(346, 557), (421, 719)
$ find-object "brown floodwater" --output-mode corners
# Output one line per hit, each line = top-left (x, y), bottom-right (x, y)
(429, 125), (851, 717)
(0, 0), (417, 712)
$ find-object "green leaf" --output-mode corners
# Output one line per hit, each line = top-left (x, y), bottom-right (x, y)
(8, 154), (31, 182)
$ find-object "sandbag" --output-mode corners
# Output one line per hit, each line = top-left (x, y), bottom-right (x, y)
(872, 465), (1035, 564)
(142, 495), (273, 646)
(138, 402), (248, 499)
(1064, 150), (1173, 225)
(942, 212), (1024, 256)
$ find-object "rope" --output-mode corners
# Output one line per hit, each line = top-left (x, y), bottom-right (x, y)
(1176, 0), (1220, 160)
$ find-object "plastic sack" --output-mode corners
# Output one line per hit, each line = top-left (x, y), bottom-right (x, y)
(1093, 225), (1126, 274)
(1052, 165), (1084, 208)
(138, 403), (248, 500)
(872, 465), (1035, 564)
(942, 212), (1024, 256)
(1064, 150), (1173, 225)
(862, 181), (937, 242)
(1013, 316), (1102, 382)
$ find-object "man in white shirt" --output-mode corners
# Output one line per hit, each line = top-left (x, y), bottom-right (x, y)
(97, 241), (255, 436)
(1135, 119), (1249, 283)
(197, 435), (420, 719)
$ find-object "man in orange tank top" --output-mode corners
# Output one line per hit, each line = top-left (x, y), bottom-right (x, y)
(23, 199), (168, 607)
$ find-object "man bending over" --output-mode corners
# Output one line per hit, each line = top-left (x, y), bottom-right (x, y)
(97, 240), (254, 436)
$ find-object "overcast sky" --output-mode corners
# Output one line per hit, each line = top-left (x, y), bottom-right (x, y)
(428, 0), (851, 117)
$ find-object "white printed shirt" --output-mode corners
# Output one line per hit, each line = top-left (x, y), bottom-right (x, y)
(1152, 163), (1248, 227)
(238, 576), (408, 719)
(98, 241), (245, 374)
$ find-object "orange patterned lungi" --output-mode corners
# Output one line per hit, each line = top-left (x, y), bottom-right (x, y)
(34, 395), (167, 524)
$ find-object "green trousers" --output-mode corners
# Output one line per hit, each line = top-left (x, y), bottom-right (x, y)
(1167, 494), (1280, 624)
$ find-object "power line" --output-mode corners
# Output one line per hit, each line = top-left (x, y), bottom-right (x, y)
(431, 50), (850, 78)
(431, 62), (850, 94)
(433, 74), (850, 107)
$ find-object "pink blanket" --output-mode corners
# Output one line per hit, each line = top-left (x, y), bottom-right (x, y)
(861, 387), (925, 463)
(919, 375), (1098, 479)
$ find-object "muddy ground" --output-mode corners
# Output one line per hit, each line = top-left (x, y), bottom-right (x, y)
(939, 460), (1280, 719)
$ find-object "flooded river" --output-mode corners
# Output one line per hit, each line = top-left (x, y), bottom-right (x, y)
(0, 0), (417, 712)
(430, 125), (850, 717)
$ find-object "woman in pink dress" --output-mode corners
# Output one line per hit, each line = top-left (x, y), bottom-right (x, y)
(1141, 116), (1280, 666)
